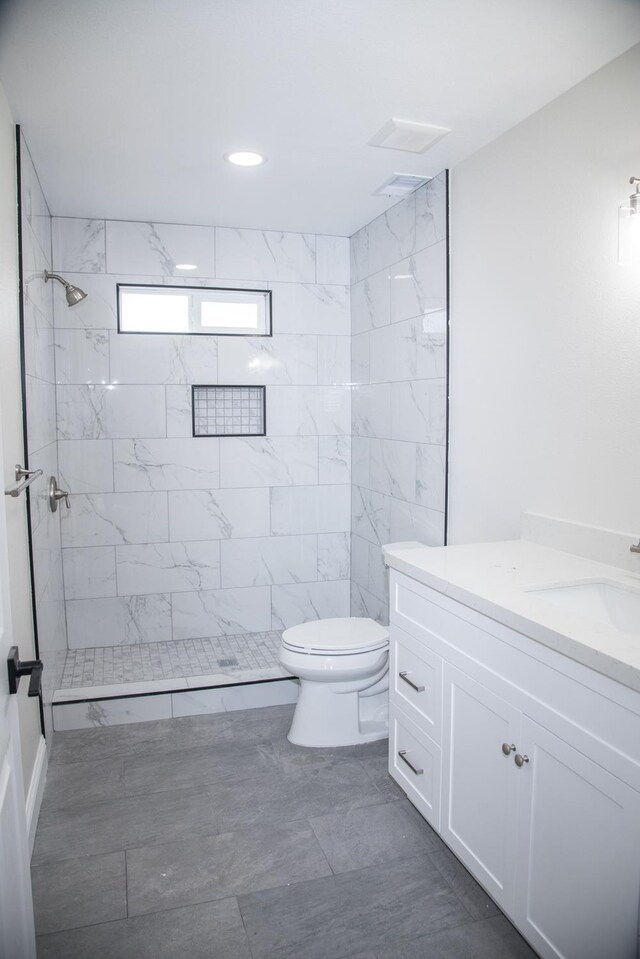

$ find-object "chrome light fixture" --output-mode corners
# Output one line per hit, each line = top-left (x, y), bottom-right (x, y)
(43, 270), (88, 306)
(618, 177), (640, 265)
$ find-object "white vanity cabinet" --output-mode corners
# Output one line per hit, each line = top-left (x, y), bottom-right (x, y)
(388, 569), (640, 959)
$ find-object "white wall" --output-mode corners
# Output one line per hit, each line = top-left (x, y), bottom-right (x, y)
(448, 43), (640, 544)
(0, 84), (42, 793)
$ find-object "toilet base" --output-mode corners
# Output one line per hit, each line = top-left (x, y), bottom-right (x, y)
(287, 679), (389, 748)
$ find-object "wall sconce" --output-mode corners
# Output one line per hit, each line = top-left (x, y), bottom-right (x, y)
(618, 177), (640, 265)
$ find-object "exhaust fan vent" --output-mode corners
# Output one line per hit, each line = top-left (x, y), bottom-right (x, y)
(369, 118), (450, 154)
(373, 174), (431, 198)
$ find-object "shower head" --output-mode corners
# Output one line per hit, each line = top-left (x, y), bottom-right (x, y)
(43, 270), (88, 307)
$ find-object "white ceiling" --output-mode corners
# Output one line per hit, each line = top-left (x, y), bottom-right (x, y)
(1, 0), (640, 236)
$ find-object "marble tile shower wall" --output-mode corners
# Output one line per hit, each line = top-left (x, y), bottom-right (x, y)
(350, 172), (448, 624)
(51, 217), (352, 649)
(19, 133), (68, 733)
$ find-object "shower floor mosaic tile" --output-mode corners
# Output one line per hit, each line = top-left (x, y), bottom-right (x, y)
(59, 631), (284, 689)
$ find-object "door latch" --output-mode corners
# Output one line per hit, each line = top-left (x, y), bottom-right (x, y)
(7, 646), (43, 697)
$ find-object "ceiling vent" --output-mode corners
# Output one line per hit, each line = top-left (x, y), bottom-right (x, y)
(368, 118), (450, 154)
(373, 174), (431, 198)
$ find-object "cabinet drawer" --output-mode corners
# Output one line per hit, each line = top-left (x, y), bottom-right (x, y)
(389, 704), (441, 831)
(390, 625), (442, 744)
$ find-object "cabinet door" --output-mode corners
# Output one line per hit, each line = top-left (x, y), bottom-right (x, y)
(441, 663), (521, 912)
(514, 717), (640, 959)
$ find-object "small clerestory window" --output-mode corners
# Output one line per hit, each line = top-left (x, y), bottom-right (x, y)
(117, 284), (271, 336)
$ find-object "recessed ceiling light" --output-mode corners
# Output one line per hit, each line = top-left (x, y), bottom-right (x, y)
(225, 151), (266, 167)
(175, 263), (197, 270)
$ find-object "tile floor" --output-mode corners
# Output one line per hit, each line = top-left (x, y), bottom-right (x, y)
(59, 631), (284, 688)
(32, 704), (538, 959)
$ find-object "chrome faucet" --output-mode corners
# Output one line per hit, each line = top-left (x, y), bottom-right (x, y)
(630, 540), (640, 554)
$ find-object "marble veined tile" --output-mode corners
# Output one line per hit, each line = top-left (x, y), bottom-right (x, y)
(169, 488), (270, 542)
(52, 694), (173, 730)
(166, 385), (192, 437)
(109, 331), (218, 385)
(317, 532), (350, 581)
(369, 438), (417, 502)
(60, 492), (168, 548)
(319, 435), (351, 485)
(271, 580), (351, 630)
(58, 440), (114, 494)
(217, 335), (317, 385)
(66, 593), (172, 648)
(116, 541), (221, 594)
(271, 282), (349, 336)
(54, 329), (109, 384)
(113, 438), (220, 491)
(416, 444), (446, 512)
(220, 535), (317, 588)
(351, 332), (370, 386)
(369, 317), (446, 383)
(63, 546), (117, 600)
(26, 376), (56, 453)
(172, 587), (272, 639)
(216, 228), (316, 283)
(351, 268), (390, 335)
(315, 235), (350, 286)
(350, 225), (370, 285)
(52, 217), (106, 273)
(390, 499), (445, 547)
(352, 383), (391, 440)
(367, 192), (416, 275)
(56, 385), (166, 439)
(317, 335), (350, 385)
(267, 386), (350, 437)
(270, 485), (350, 536)
(390, 380), (446, 445)
(351, 485), (391, 547)
(106, 221), (215, 276)
(219, 437), (317, 488)
(390, 241), (447, 325)
(415, 171), (447, 252)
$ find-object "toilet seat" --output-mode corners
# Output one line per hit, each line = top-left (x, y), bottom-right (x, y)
(282, 616), (389, 656)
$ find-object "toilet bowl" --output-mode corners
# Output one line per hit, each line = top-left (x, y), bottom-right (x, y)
(279, 617), (390, 747)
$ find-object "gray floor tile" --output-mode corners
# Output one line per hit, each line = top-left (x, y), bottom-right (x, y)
(40, 758), (125, 811)
(429, 842), (500, 920)
(32, 785), (218, 864)
(210, 760), (389, 833)
(361, 752), (407, 801)
(126, 820), (332, 916)
(310, 799), (440, 873)
(238, 854), (472, 959)
(375, 914), (538, 958)
(269, 735), (389, 772)
(49, 704), (294, 764)
(31, 852), (126, 936)
(124, 739), (282, 796)
(35, 897), (252, 959)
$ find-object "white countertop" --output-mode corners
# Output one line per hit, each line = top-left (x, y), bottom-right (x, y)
(383, 539), (640, 693)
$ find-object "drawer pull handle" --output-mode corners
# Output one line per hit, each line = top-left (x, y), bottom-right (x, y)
(398, 749), (424, 776)
(399, 671), (425, 693)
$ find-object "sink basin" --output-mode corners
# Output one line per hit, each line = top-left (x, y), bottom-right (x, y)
(528, 580), (640, 635)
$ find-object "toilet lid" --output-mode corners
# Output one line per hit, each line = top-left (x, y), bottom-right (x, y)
(281, 617), (389, 654)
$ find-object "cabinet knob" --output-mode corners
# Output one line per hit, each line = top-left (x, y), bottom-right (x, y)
(501, 743), (516, 756)
(514, 753), (530, 767)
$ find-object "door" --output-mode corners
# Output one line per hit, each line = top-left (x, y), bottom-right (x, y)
(0, 424), (36, 956)
(514, 716), (640, 959)
(441, 662), (521, 912)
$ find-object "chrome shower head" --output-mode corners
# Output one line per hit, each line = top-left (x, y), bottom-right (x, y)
(43, 270), (88, 307)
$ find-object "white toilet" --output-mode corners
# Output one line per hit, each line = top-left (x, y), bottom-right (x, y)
(279, 617), (390, 747)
